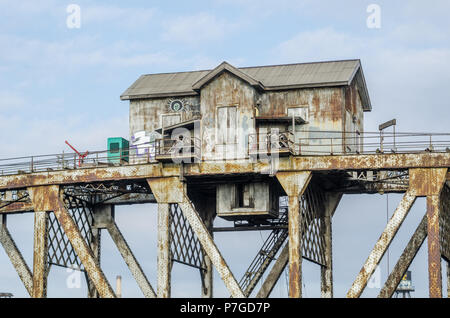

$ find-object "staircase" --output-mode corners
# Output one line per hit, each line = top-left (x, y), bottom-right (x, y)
(238, 201), (288, 297)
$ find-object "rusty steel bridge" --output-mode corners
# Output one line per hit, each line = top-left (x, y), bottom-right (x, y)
(0, 131), (449, 298)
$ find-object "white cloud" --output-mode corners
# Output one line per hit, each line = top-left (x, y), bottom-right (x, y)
(82, 5), (157, 29)
(0, 34), (173, 72)
(274, 28), (364, 63)
(162, 12), (239, 44)
(273, 26), (450, 133)
(0, 91), (27, 111)
(0, 112), (129, 158)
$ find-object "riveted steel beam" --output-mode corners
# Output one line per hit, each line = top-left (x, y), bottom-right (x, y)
(106, 220), (156, 298)
(32, 211), (49, 298)
(1, 153), (449, 191)
(427, 195), (443, 298)
(157, 203), (171, 298)
(0, 201), (33, 214)
(347, 191), (416, 298)
(0, 214), (33, 296)
(378, 214), (427, 298)
(409, 168), (447, 298)
(29, 185), (116, 298)
(276, 171), (312, 298)
(87, 227), (101, 298)
(256, 243), (289, 298)
(190, 193), (216, 298)
(321, 192), (342, 298)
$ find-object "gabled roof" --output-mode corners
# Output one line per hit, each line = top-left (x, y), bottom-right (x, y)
(191, 61), (264, 91)
(121, 59), (372, 111)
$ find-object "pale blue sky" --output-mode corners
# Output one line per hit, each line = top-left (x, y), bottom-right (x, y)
(0, 0), (449, 298)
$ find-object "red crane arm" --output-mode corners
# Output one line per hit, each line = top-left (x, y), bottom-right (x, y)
(65, 140), (89, 167)
(65, 140), (82, 156)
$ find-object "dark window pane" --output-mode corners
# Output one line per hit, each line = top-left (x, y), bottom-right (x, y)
(110, 142), (120, 153)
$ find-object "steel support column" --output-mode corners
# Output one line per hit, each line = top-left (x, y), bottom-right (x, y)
(256, 243), (289, 298)
(347, 191), (416, 298)
(200, 210), (214, 298)
(409, 168), (447, 298)
(276, 171), (312, 298)
(178, 200), (244, 297)
(87, 226), (101, 298)
(378, 214), (427, 298)
(427, 195), (442, 297)
(106, 221), (157, 298)
(32, 210), (49, 298)
(157, 203), (171, 298)
(29, 185), (116, 298)
(148, 177), (244, 298)
(447, 261), (450, 298)
(320, 193), (342, 298)
(190, 192), (215, 298)
(0, 214), (33, 296)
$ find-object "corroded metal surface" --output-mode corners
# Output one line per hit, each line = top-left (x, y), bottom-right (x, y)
(347, 191), (416, 298)
(150, 177), (244, 297)
(440, 185), (450, 261)
(0, 153), (449, 191)
(0, 201), (33, 214)
(157, 203), (171, 298)
(0, 215), (33, 296)
(409, 168), (448, 196)
(148, 177), (184, 203)
(427, 195), (442, 298)
(191, 193), (215, 298)
(321, 192), (342, 298)
(448, 262), (450, 298)
(87, 227), (101, 298)
(378, 214), (427, 298)
(31, 185), (116, 298)
(32, 211), (49, 298)
(287, 195), (302, 298)
(178, 200), (245, 298)
(276, 171), (312, 298)
(256, 243), (289, 298)
(201, 212), (214, 298)
(106, 221), (156, 298)
(409, 168), (447, 297)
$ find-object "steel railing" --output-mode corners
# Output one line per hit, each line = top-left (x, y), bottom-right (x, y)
(0, 131), (449, 176)
(248, 131), (295, 155)
(154, 136), (201, 159)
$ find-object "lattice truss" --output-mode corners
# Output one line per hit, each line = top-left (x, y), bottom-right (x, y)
(47, 193), (94, 271)
(169, 203), (206, 271)
(440, 184), (450, 261)
(301, 183), (326, 266)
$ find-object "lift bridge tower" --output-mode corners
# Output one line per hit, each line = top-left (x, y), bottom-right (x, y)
(0, 60), (449, 298)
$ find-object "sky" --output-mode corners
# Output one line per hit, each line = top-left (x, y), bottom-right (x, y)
(0, 0), (449, 298)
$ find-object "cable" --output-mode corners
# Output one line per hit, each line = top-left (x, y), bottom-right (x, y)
(386, 194), (389, 280)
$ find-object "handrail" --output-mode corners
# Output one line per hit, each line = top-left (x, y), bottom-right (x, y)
(0, 131), (449, 176)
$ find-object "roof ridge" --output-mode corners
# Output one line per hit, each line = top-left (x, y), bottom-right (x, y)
(239, 59), (360, 70)
(138, 59), (360, 77)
